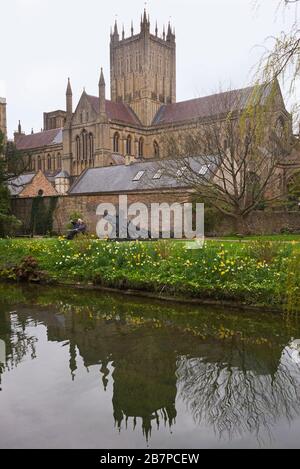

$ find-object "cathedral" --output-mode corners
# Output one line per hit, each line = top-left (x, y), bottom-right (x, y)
(11, 10), (178, 178)
(1, 9), (299, 201)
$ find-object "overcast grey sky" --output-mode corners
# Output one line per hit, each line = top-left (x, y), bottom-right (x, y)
(0, 0), (297, 137)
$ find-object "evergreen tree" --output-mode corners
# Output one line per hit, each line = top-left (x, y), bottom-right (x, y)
(0, 130), (21, 237)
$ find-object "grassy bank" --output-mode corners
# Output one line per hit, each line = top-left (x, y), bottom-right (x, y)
(0, 237), (299, 311)
(213, 234), (300, 242)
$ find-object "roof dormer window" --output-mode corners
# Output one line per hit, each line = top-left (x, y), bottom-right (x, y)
(133, 171), (145, 182)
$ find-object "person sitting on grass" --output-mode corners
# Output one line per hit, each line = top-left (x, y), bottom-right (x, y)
(67, 219), (87, 240)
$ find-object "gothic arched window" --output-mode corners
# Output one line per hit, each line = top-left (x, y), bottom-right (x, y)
(153, 141), (160, 158)
(276, 116), (285, 139)
(89, 133), (94, 161)
(81, 130), (88, 161)
(37, 156), (41, 171)
(57, 153), (62, 169)
(113, 132), (120, 153)
(126, 135), (132, 155)
(31, 157), (36, 172)
(138, 137), (144, 158)
(47, 154), (52, 171)
(76, 136), (81, 161)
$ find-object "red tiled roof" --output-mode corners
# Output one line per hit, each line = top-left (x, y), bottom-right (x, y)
(86, 95), (141, 126)
(152, 86), (270, 125)
(15, 128), (62, 151)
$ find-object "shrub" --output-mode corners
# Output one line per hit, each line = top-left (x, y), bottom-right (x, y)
(13, 256), (47, 283)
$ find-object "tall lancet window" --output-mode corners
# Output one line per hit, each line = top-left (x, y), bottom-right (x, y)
(126, 135), (132, 155)
(76, 136), (81, 161)
(138, 137), (144, 158)
(31, 158), (36, 172)
(57, 153), (62, 169)
(89, 133), (94, 162)
(82, 130), (88, 161)
(113, 132), (120, 153)
(153, 141), (160, 158)
(47, 154), (52, 170)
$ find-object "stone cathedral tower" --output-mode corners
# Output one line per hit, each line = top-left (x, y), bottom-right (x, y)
(110, 10), (176, 126)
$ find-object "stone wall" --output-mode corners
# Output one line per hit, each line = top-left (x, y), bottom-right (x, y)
(212, 211), (300, 236)
(11, 192), (191, 235)
(11, 194), (300, 236)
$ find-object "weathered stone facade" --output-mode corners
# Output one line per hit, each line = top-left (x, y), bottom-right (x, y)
(44, 110), (66, 131)
(6, 8), (300, 211)
(110, 11), (176, 126)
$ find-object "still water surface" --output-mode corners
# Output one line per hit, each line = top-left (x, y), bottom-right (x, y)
(0, 283), (300, 449)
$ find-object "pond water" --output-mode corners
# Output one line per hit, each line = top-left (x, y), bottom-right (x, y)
(0, 283), (300, 449)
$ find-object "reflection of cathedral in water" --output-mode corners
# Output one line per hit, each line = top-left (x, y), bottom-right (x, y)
(68, 324), (178, 440)
(66, 328), (179, 440)
(0, 306), (179, 440)
(1, 298), (300, 443)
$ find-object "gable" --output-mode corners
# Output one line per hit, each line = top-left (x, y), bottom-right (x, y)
(19, 171), (58, 198)
(270, 79), (288, 114)
(72, 92), (98, 126)
(86, 95), (142, 126)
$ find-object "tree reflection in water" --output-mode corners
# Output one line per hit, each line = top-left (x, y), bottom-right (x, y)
(0, 312), (37, 373)
(1, 283), (300, 445)
(177, 340), (300, 444)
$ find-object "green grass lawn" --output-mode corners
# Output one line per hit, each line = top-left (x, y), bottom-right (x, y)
(0, 237), (299, 311)
(212, 234), (300, 242)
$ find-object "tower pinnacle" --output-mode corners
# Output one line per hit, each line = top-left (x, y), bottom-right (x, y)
(99, 68), (105, 87)
(111, 19), (119, 42)
(66, 78), (73, 118)
(99, 68), (107, 121)
(66, 77), (72, 96)
(141, 7), (150, 32)
(114, 19), (118, 35)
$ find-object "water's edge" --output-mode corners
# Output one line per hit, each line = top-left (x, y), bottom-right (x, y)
(1, 278), (283, 314)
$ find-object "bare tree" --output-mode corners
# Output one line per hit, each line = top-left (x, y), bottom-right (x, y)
(257, 0), (300, 101)
(158, 85), (290, 228)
